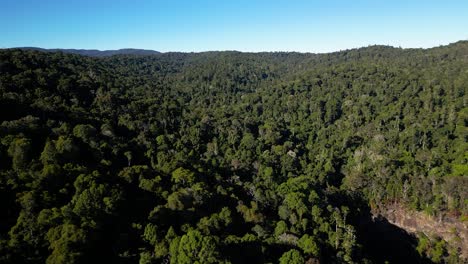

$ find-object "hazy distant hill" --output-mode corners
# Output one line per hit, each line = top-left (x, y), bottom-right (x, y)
(14, 47), (161, 57)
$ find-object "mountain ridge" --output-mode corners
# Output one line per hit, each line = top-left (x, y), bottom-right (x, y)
(11, 47), (161, 57)
(6, 40), (468, 57)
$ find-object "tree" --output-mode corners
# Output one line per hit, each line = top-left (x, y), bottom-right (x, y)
(298, 234), (320, 256)
(46, 224), (87, 264)
(279, 249), (304, 264)
(171, 167), (196, 186)
(8, 137), (31, 170)
(169, 229), (220, 264)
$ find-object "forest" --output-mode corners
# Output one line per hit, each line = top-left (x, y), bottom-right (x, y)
(0, 41), (467, 263)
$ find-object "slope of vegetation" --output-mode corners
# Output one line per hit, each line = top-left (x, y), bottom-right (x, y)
(0, 42), (467, 263)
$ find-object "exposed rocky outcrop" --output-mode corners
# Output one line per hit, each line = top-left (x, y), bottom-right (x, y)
(374, 203), (468, 259)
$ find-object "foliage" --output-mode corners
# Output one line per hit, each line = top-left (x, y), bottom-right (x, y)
(0, 42), (467, 263)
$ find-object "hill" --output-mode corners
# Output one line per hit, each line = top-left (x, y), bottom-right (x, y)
(0, 41), (467, 263)
(14, 47), (161, 57)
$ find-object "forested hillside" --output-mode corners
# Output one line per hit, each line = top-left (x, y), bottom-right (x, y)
(0, 42), (467, 263)
(17, 48), (161, 57)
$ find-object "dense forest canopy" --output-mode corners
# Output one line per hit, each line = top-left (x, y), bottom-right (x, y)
(0, 41), (467, 263)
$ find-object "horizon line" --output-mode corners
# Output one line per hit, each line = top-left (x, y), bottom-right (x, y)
(2, 39), (467, 55)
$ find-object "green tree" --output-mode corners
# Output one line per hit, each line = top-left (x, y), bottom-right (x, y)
(279, 249), (304, 264)
(8, 137), (31, 170)
(169, 229), (220, 264)
(46, 224), (87, 264)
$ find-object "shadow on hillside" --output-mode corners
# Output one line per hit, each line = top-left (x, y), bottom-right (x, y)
(356, 211), (433, 264)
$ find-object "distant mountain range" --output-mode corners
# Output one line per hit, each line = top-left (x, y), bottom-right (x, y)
(7, 41), (468, 57)
(13, 47), (161, 57)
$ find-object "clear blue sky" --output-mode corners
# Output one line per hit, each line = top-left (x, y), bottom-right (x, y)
(1, 0), (467, 52)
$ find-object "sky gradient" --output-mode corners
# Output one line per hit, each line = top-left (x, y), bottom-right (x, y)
(1, 0), (468, 53)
